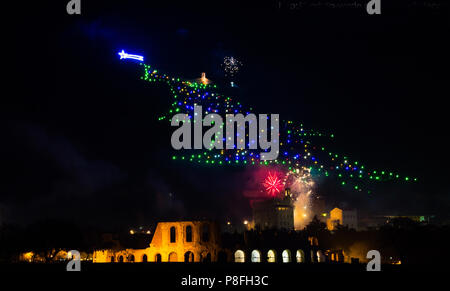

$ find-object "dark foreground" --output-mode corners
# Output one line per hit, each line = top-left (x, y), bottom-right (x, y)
(2, 262), (447, 290)
(0, 262), (439, 273)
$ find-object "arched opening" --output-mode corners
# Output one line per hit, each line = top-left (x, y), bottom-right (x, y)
(218, 251), (228, 263)
(118, 255), (123, 263)
(142, 254), (148, 262)
(296, 250), (305, 263)
(170, 226), (176, 243)
(310, 250), (316, 263)
(184, 251), (194, 262)
(200, 252), (211, 263)
(110, 256), (115, 263)
(155, 253), (162, 263)
(251, 250), (261, 263)
(282, 249), (292, 263)
(234, 250), (245, 263)
(201, 224), (210, 242)
(186, 225), (193, 242)
(317, 250), (325, 263)
(267, 250), (276, 263)
(169, 252), (178, 262)
(128, 254), (135, 262)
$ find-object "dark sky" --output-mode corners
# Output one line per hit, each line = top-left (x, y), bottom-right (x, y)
(3, 0), (449, 228)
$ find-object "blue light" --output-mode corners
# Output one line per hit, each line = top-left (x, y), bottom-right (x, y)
(118, 50), (144, 62)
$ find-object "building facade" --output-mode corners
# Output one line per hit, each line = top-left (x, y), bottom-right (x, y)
(326, 208), (358, 230)
(93, 221), (222, 263)
(252, 189), (295, 230)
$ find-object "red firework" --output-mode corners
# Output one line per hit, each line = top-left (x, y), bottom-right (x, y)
(263, 172), (284, 196)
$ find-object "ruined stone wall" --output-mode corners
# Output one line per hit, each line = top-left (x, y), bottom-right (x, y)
(93, 221), (222, 263)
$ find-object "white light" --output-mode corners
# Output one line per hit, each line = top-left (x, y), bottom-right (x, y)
(118, 50), (144, 62)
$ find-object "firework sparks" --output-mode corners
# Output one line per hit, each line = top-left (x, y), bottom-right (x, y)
(222, 56), (243, 77)
(263, 172), (284, 196)
(284, 167), (315, 230)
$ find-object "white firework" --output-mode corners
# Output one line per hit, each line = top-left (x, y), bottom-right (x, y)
(284, 167), (315, 230)
(222, 56), (243, 77)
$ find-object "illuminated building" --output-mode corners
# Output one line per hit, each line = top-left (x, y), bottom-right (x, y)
(326, 207), (358, 230)
(19, 219), (327, 264)
(252, 189), (295, 230)
(93, 221), (223, 263)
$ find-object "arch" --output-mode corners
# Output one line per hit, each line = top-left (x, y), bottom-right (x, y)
(317, 250), (325, 263)
(201, 224), (210, 242)
(155, 253), (162, 262)
(218, 251), (228, 263)
(186, 225), (193, 242)
(200, 252), (211, 262)
(110, 256), (115, 263)
(170, 226), (177, 243)
(184, 251), (194, 263)
(310, 250), (316, 263)
(267, 250), (277, 263)
(168, 252), (178, 262)
(251, 250), (261, 263)
(296, 250), (305, 263)
(282, 249), (292, 263)
(118, 255), (123, 263)
(142, 254), (148, 262)
(128, 254), (135, 262)
(54, 250), (68, 261)
(234, 250), (245, 263)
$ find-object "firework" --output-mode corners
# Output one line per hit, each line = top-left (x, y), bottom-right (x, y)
(263, 172), (284, 196)
(222, 56), (243, 77)
(284, 167), (315, 229)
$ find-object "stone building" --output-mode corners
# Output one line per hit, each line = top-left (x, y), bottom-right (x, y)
(252, 189), (295, 230)
(93, 221), (223, 263)
(326, 207), (358, 230)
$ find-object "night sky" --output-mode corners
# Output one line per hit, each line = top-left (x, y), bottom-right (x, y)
(3, 0), (449, 228)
